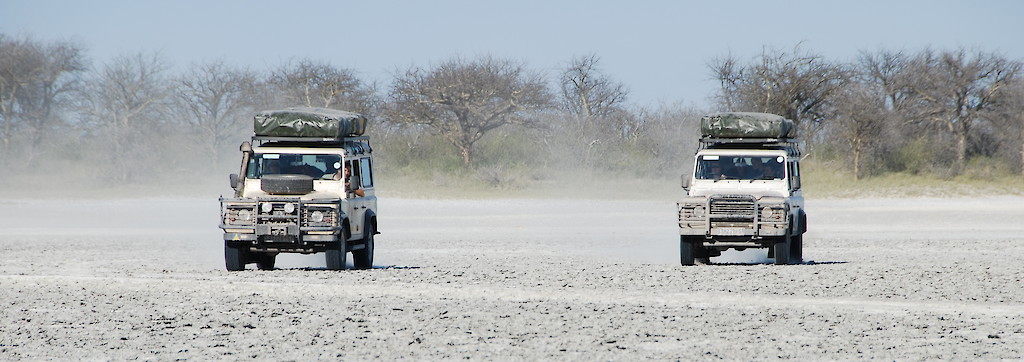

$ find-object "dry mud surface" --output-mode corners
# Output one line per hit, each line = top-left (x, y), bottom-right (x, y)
(1, 196), (1023, 360)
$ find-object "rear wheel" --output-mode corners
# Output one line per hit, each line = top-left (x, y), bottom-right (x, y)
(325, 238), (348, 270)
(225, 244), (247, 271)
(353, 224), (375, 270)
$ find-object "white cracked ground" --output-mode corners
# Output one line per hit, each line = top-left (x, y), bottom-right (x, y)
(1, 196), (1022, 359)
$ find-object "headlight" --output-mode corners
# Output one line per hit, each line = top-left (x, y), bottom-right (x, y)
(692, 205), (705, 218)
(310, 210), (324, 223)
(283, 203), (296, 214)
(237, 209), (252, 222)
(261, 202), (273, 213)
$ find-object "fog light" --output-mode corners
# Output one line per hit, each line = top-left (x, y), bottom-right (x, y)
(283, 203), (296, 214)
(261, 202), (273, 213)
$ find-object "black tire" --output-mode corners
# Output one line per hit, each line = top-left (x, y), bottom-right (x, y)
(255, 253), (277, 270)
(353, 223), (375, 270)
(225, 244), (247, 271)
(790, 234), (803, 264)
(261, 174), (314, 195)
(325, 238), (348, 270)
(773, 236), (791, 265)
(680, 236), (696, 266)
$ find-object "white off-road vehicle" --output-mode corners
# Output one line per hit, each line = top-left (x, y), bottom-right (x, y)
(219, 107), (378, 271)
(677, 112), (806, 265)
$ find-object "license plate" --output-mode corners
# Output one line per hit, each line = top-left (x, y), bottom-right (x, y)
(713, 227), (751, 236)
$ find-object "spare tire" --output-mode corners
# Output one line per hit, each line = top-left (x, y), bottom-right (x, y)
(261, 174), (314, 195)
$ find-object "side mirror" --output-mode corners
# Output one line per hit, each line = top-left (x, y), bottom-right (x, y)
(681, 175), (690, 190)
(229, 174), (239, 190)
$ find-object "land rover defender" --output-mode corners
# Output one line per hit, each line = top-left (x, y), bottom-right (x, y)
(677, 112), (806, 265)
(219, 107), (378, 271)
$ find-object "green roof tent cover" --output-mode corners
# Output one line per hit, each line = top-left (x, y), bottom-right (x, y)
(700, 112), (796, 138)
(254, 107), (368, 138)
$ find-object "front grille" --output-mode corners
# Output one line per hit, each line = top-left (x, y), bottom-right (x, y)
(223, 203), (257, 226)
(257, 200), (299, 225)
(301, 206), (339, 228)
(709, 195), (756, 220)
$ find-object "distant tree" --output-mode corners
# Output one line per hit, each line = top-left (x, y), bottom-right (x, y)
(826, 49), (918, 179)
(78, 52), (172, 182)
(857, 49), (914, 114)
(387, 55), (551, 166)
(555, 54), (632, 167)
(175, 60), (258, 168)
(0, 34), (86, 158)
(902, 47), (1022, 172)
(634, 103), (705, 176)
(834, 84), (887, 179)
(268, 59), (376, 115)
(711, 46), (849, 149)
(990, 78), (1024, 175)
(559, 54), (627, 119)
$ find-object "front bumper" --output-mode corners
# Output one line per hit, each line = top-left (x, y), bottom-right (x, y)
(219, 196), (343, 253)
(677, 195), (790, 240)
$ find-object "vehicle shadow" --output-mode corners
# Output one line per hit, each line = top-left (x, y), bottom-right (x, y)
(274, 265), (422, 271)
(707, 260), (848, 266)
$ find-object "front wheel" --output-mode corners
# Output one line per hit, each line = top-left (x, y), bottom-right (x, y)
(790, 234), (803, 264)
(225, 244), (247, 271)
(680, 236), (697, 266)
(255, 253), (277, 270)
(773, 236), (791, 265)
(353, 224), (375, 270)
(325, 238), (348, 270)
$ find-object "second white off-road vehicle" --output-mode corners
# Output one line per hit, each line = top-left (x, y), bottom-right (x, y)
(677, 112), (807, 265)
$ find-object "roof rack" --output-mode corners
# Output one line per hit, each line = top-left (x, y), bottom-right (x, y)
(252, 135), (369, 145)
(699, 137), (801, 157)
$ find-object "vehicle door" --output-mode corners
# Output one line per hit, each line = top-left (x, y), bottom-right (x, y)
(346, 158), (368, 239)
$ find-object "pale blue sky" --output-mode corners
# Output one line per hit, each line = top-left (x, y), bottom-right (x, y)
(3, 0), (1022, 108)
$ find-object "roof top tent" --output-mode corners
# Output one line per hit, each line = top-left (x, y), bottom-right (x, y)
(252, 107), (369, 146)
(698, 112), (801, 158)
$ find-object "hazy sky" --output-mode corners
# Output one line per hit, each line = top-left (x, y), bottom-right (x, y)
(3, 0), (1022, 108)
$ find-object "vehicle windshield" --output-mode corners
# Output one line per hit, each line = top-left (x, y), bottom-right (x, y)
(247, 153), (343, 180)
(696, 155), (785, 180)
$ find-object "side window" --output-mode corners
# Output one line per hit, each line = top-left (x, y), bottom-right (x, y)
(788, 162), (801, 190)
(360, 158), (373, 188)
(348, 159), (361, 188)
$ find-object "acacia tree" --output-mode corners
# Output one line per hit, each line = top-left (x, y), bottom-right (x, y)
(826, 49), (917, 179)
(902, 47), (1022, 172)
(858, 49), (914, 114)
(554, 54), (632, 167)
(990, 78), (1024, 175)
(79, 52), (172, 182)
(387, 55), (551, 166)
(560, 54), (627, 119)
(711, 46), (848, 148)
(268, 59), (376, 115)
(175, 60), (258, 168)
(834, 84), (887, 179)
(0, 34), (86, 157)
